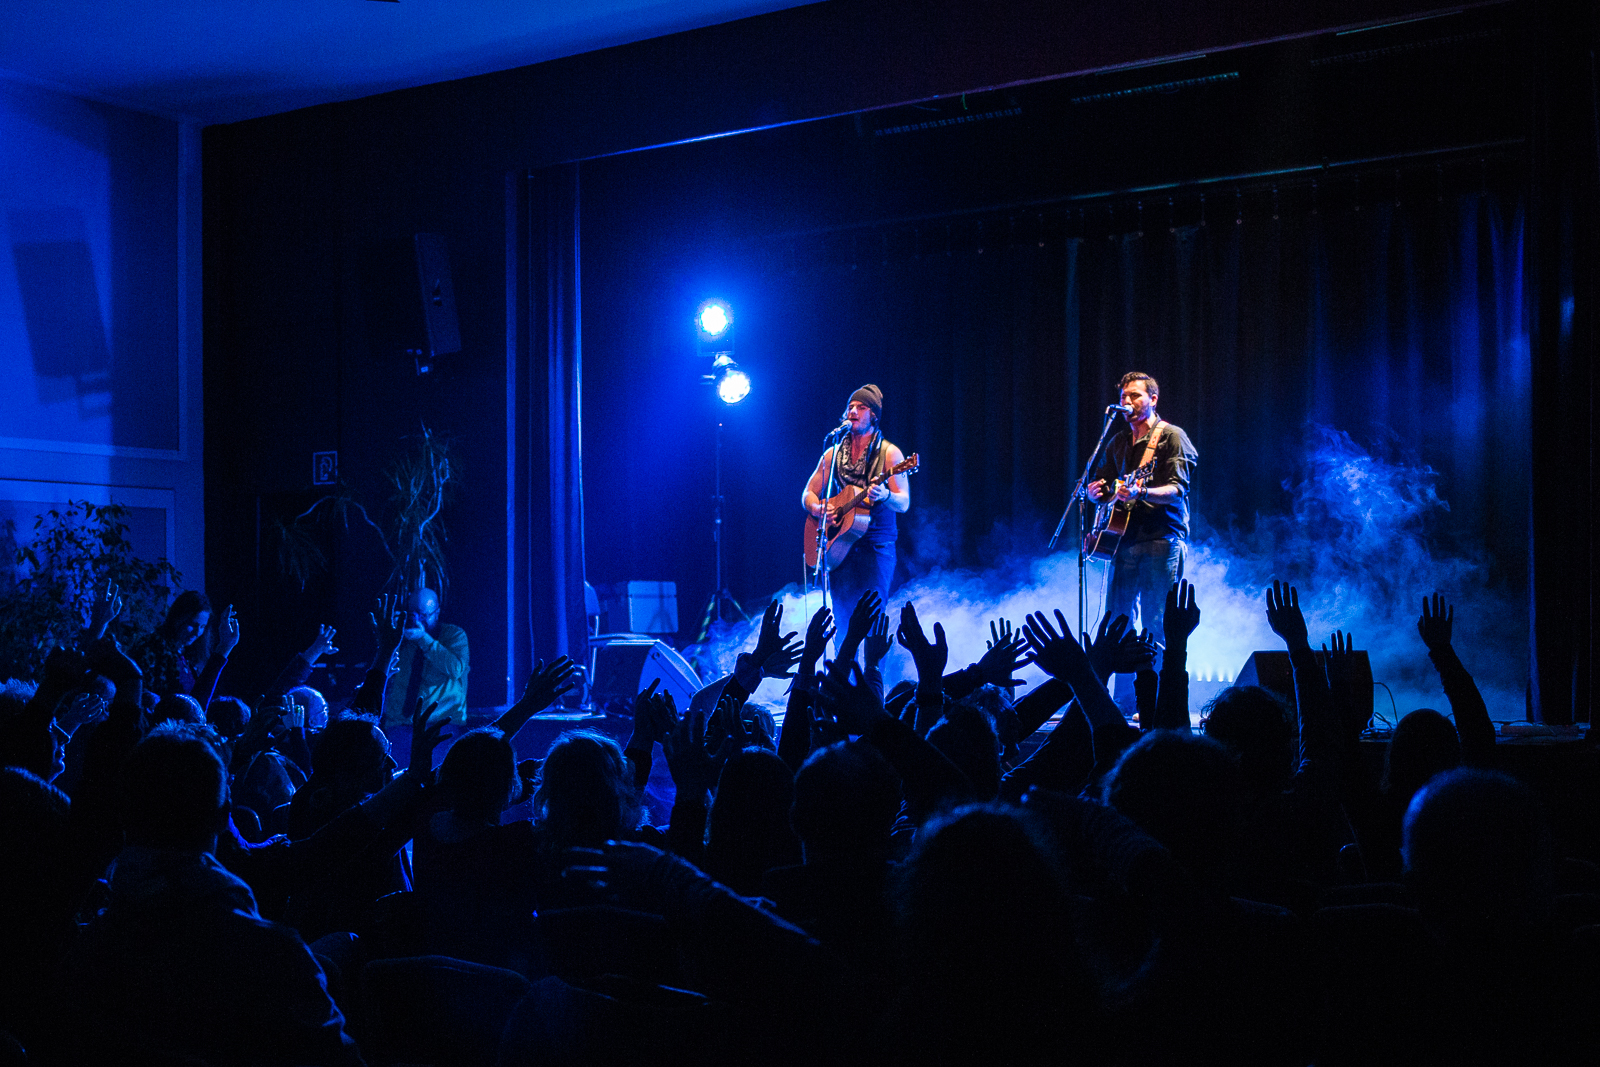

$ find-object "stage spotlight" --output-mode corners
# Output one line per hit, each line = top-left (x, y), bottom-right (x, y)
(696, 299), (732, 341)
(712, 354), (751, 405)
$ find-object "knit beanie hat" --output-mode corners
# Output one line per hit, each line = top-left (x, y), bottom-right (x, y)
(850, 384), (883, 421)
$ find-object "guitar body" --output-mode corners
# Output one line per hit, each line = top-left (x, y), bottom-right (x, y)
(804, 493), (872, 571)
(804, 453), (920, 573)
(1082, 459), (1156, 562)
(1083, 503), (1132, 561)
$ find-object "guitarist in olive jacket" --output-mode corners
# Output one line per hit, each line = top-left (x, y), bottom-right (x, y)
(802, 384), (911, 619)
(1086, 372), (1198, 663)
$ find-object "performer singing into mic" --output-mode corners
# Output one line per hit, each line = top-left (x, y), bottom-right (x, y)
(1085, 372), (1198, 658)
(802, 384), (911, 614)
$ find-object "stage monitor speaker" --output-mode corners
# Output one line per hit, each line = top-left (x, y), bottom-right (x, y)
(1235, 649), (1372, 723)
(589, 635), (701, 710)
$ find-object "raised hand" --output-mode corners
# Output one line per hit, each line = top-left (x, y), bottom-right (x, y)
(863, 608), (893, 669)
(1164, 580), (1200, 647)
(1417, 592), (1453, 653)
(369, 593), (405, 658)
(976, 618), (1029, 689)
(1022, 609), (1091, 682)
(802, 605), (835, 673)
(215, 604), (241, 659)
(1111, 629), (1158, 676)
(750, 599), (791, 666)
(409, 700), (453, 775)
(1083, 613), (1133, 681)
(627, 679), (666, 751)
(519, 656), (581, 714)
(837, 589), (884, 665)
(896, 602), (948, 684)
(662, 707), (718, 796)
(761, 631), (804, 681)
(85, 577), (123, 642)
(818, 660), (889, 735)
(304, 624), (339, 664)
(1265, 580), (1310, 650)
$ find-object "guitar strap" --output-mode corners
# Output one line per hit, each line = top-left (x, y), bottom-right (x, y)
(1135, 420), (1166, 476)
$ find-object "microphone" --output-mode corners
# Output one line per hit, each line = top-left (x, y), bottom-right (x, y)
(1107, 403), (1133, 414)
(823, 416), (851, 441)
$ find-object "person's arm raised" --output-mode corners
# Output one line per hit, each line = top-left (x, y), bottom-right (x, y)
(1147, 580), (1199, 731)
(1417, 592), (1495, 765)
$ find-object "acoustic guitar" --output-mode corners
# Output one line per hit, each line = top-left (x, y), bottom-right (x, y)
(804, 454), (920, 571)
(1082, 458), (1156, 561)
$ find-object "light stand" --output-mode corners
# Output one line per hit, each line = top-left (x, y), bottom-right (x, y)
(694, 417), (750, 641)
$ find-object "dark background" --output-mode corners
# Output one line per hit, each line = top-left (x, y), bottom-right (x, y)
(203, 0), (1595, 720)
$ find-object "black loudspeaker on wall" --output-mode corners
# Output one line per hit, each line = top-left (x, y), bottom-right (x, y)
(1236, 650), (1374, 725)
(361, 234), (461, 375)
(412, 233), (460, 364)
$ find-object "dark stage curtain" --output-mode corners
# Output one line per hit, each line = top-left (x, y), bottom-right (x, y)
(740, 176), (1531, 684)
(522, 164), (589, 670)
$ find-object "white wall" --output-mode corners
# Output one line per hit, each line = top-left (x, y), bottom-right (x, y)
(0, 75), (203, 593)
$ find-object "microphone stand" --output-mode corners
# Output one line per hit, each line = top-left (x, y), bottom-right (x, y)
(1049, 406), (1126, 638)
(813, 421), (850, 615)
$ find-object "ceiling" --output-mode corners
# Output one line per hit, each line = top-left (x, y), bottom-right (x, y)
(0, 0), (819, 125)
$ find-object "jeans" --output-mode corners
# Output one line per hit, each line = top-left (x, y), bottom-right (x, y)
(830, 536), (896, 620)
(1103, 537), (1185, 662)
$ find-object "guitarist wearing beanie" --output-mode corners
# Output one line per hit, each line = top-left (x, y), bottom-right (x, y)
(802, 384), (912, 617)
(1084, 372), (1197, 661)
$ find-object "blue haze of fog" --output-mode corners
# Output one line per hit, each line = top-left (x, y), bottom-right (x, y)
(687, 426), (1526, 728)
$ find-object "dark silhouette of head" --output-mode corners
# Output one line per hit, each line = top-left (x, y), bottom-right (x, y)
(534, 730), (639, 847)
(438, 727), (518, 822)
(308, 714), (390, 799)
(926, 704), (1002, 800)
(0, 683), (67, 782)
(206, 695), (251, 739)
(1403, 767), (1554, 949)
(1383, 707), (1461, 802)
(1103, 729), (1242, 884)
(896, 803), (1087, 1058)
(793, 740), (902, 862)
(122, 725), (228, 851)
(705, 747), (800, 894)
(1201, 685), (1295, 794)
(153, 692), (205, 727)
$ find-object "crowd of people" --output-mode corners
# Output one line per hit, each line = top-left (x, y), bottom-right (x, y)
(2, 575), (1597, 1065)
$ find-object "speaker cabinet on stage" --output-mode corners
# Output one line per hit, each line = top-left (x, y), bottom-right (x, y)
(1236, 649), (1372, 723)
(589, 634), (701, 710)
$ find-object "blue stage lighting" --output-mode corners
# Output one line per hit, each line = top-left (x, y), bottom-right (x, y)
(696, 299), (732, 340)
(715, 361), (751, 405)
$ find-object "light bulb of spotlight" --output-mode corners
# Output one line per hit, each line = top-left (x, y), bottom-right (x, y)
(696, 300), (732, 340)
(716, 368), (751, 405)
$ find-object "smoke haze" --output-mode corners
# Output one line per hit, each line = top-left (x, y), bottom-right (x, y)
(686, 426), (1526, 728)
